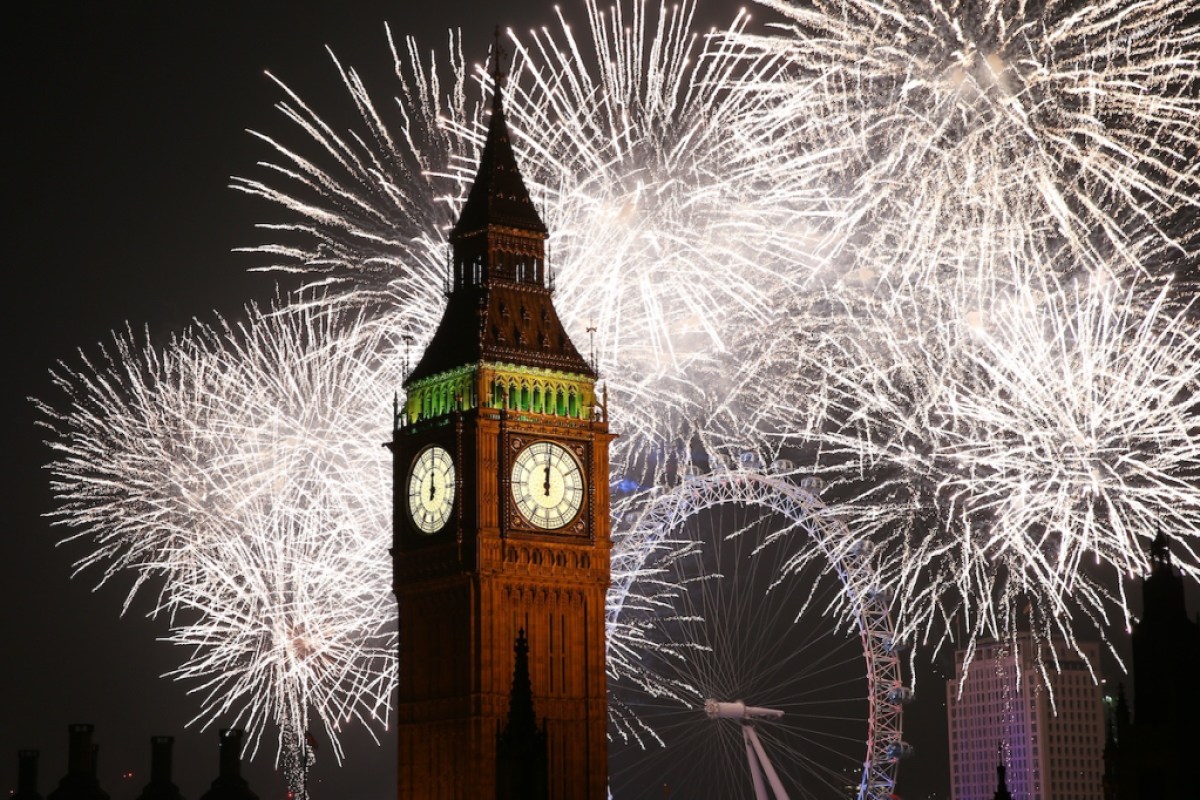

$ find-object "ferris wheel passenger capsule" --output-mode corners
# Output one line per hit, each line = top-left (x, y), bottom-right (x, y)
(884, 741), (913, 761)
(799, 475), (825, 493)
(848, 539), (874, 557)
(738, 451), (762, 469)
(865, 586), (892, 603)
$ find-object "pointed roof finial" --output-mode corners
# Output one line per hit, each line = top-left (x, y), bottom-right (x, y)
(446, 30), (547, 241)
(1150, 527), (1171, 566)
(992, 745), (1013, 800)
(491, 26), (507, 110)
(501, 628), (540, 740)
(497, 628), (548, 799)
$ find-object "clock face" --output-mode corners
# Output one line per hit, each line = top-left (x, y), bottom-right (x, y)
(511, 441), (585, 530)
(407, 445), (455, 534)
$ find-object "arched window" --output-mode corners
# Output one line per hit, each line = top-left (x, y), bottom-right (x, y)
(532, 385), (542, 414)
(520, 384), (530, 412)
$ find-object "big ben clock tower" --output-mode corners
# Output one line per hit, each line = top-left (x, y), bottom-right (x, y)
(389, 47), (612, 800)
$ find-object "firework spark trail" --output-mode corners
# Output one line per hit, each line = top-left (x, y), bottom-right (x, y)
(504, 0), (825, 360)
(232, 29), (474, 325)
(747, 267), (1200, 660)
(37, 0), (1200, 775)
(497, 0), (840, 489)
(737, 0), (1200, 286)
(41, 1), (810, 766)
(38, 303), (400, 768)
(235, 0), (827, 473)
(231, 0), (828, 733)
(163, 504), (392, 766)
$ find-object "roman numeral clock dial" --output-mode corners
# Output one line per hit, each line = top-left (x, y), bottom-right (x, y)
(407, 445), (455, 534)
(511, 441), (585, 530)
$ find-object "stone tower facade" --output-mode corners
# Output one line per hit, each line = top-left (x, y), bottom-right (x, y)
(390, 46), (611, 800)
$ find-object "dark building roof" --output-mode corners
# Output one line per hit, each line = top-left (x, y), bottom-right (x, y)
(13, 750), (43, 800)
(1106, 531), (1200, 799)
(134, 737), (184, 800)
(407, 282), (593, 383)
(406, 59), (592, 385)
(451, 82), (546, 238)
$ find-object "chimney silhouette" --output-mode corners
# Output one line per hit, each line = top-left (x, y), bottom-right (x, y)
(219, 731), (238, 780)
(47, 724), (109, 800)
(13, 749), (43, 800)
(134, 736), (183, 800)
(198, 729), (257, 800)
(67, 725), (93, 777)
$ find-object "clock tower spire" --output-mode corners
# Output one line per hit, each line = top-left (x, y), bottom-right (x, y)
(390, 35), (611, 800)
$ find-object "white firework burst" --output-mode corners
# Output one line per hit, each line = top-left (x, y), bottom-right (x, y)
(235, 0), (827, 476)
(749, 267), (1200, 657)
(38, 0), (1200, 776)
(738, 0), (1200, 285)
(38, 302), (400, 774)
(231, 29), (474, 327)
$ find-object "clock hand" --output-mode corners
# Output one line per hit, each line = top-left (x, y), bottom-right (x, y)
(429, 474), (436, 502)
(543, 464), (551, 496)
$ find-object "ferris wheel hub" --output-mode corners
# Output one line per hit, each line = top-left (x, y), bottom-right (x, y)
(704, 699), (785, 721)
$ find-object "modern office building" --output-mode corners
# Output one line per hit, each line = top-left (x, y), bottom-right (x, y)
(947, 633), (1105, 800)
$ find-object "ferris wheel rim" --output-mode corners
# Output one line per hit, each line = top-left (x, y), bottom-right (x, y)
(607, 468), (905, 800)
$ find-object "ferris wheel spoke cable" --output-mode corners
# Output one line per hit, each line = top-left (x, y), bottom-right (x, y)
(753, 738), (856, 798)
(608, 470), (906, 799)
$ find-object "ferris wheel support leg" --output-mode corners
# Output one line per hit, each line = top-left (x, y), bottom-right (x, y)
(743, 725), (771, 800)
(745, 724), (790, 800)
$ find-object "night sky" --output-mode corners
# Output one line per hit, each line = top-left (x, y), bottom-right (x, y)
(5, 3), (1193, 800)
